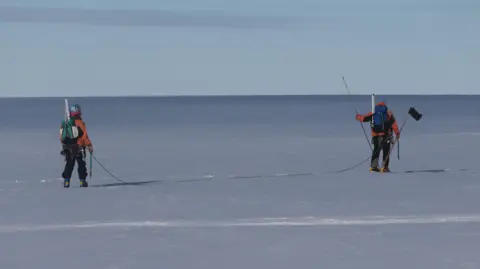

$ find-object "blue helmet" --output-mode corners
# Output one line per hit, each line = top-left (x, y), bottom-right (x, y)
(69, 104), (81, 117)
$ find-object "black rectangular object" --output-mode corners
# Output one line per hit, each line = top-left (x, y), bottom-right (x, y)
(408, 107), (422, 121)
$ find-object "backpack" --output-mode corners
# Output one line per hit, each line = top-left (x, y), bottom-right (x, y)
(60, 118), (81, 143)
(372, 105), (389, 133)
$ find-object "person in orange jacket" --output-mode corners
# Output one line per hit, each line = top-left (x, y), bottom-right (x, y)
(60, 104), (93, 187)
(356, 101), (400, 172)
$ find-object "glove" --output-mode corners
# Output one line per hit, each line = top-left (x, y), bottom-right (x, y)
(355, 114), (363, 121)
(60, 143), (67, 156)
(87, 145), (93, 153)
(396, 133), (400, 140)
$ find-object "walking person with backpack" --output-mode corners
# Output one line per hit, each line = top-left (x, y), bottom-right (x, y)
(355, 101), (400, 172)
(60, 104), (93, 187)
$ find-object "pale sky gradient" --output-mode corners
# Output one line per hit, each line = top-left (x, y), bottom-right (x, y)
(1, 0), (479, 97)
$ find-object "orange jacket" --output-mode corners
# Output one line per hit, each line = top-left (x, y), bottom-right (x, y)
(356, 102), (400, 137)
(60, 117), (93, 147)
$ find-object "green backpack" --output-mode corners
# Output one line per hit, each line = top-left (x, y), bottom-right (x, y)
(60, 118), (81, 142)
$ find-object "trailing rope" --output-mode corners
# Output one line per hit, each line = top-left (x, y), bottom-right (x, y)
(89, 116), (410, 183)
(91, 154), (128, 184)
(330, 155), (371, 173)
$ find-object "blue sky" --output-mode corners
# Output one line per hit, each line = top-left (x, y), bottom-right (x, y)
(1, 0), (478, 96)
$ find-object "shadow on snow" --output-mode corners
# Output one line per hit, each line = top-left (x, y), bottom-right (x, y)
(78, 167), (469, 188)
(86, 177), (215, 188)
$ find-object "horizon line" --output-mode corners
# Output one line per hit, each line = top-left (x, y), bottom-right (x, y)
(1, 93), (478, 99)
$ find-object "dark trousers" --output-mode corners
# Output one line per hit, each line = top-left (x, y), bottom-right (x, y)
(371, 135), (392, 169)
(62, 145), (87, 180)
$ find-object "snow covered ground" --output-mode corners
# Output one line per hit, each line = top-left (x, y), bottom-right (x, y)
(0, 95), (479, 269)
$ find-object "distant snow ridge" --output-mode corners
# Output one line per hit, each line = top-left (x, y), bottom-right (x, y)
(2, 214), (480, 233)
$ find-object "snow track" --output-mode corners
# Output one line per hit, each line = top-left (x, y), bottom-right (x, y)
(2, 214), (480, 233)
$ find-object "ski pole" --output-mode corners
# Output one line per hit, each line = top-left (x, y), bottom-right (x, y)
(342, 76), (372, 151)
(383, 116), (408, 168)
(89, 152), (93, 180)
(397, 140), (400, 160)
(384, 106), (423, 168)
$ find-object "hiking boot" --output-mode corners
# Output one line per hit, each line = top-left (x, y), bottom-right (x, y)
(380, 167), (390, 173)
(369, 167), (380, 172)
(79, 179), (88, 188)
(64, 178), (70, 188)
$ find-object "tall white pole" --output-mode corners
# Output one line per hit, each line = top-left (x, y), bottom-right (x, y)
(371, 94), (375, 114)
(65, 98), (70, 121)
(371, 94), (375, 124)
(370, 94), (375, 145)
